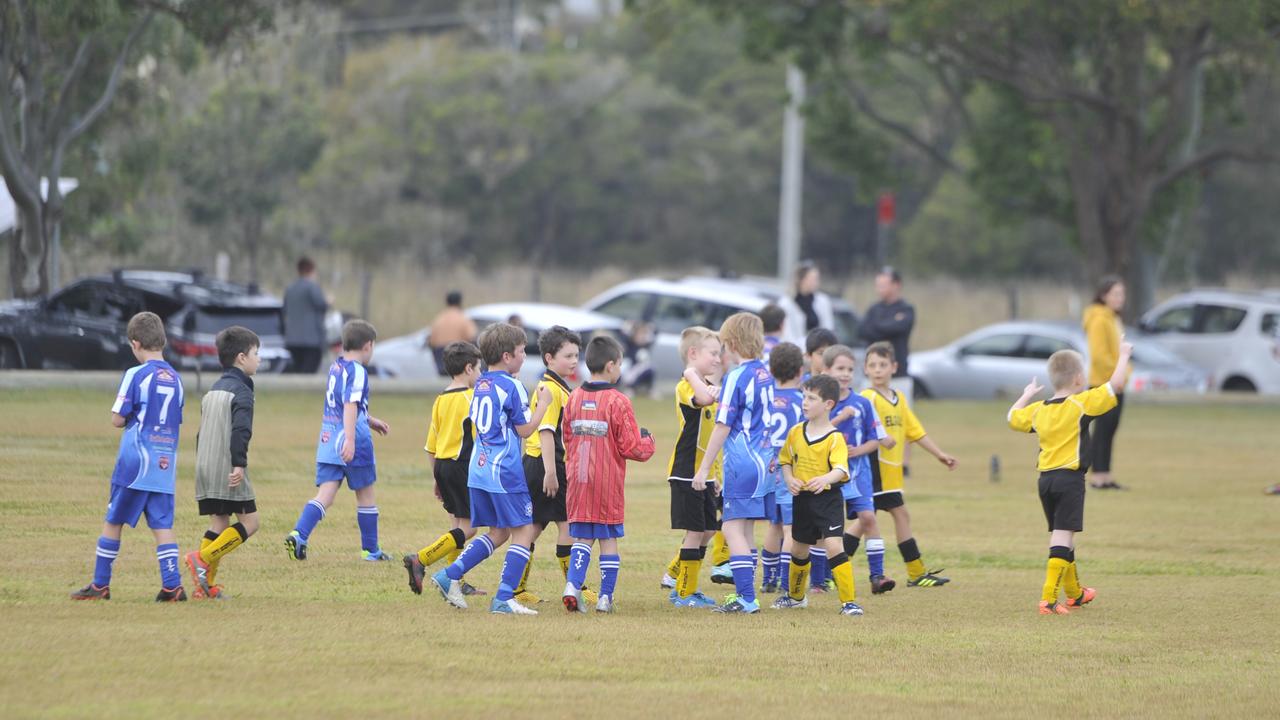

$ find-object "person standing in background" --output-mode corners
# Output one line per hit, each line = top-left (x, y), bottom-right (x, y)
(1083, 276), (1129, 491)
(428, 291), (478, 376)
(860, 267), (916, 401)
(283, 257), (329, 374)
(784, 262), (835, 345)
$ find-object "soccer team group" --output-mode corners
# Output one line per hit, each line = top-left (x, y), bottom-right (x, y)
(71, 301), (1132, 617)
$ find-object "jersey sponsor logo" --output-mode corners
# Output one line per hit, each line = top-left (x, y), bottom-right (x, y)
(475, 378), (493, 393)
(158, 456), (170, 470)
(156, 369), (175, 382)
(755, 367), (770, 382)
(476, 450), (488, 467)
(321, 431), (331, 443)
(524, 500), (533, 516)
(571, 419), (608, 437)
(583, 400), (597, 410)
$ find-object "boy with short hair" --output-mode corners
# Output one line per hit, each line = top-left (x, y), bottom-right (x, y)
(824, 344), (892, 594)
(761, 342), (806, 594)
(561, 336), (656, 613)
(662, 326), (723, 608)
(430, 322), (553, 615)
(1009, 343), (1131, 615)
(403, 341), (483, 596)
(692, 312), (775, 614)
(285, 320), (391, 562)
(861, 341), (958, 588)
(759, 304), (787, 362)
(184, 326), (262, 599)
(772, 374), (863, 616)
(71, 312), (187, 602)
(804, 328), (838, 381)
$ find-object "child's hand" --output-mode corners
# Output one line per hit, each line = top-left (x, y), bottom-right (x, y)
(1119, 340), (1134, 358)
(880, 434), (897, 450)
(785, 475), (804, 495)
(691, 470), (707, 492)
(707, 385), (720, 399)
(228, 467), (245, 487)
(370, 417), (390, 435)
(833, 407), (854, 424)
(805, 477), (828, 493)
(341, 438), (356, 463)
(433, 482), (443, 502)
(542, 464), (558, 497)
(937, 453), (958, 470)
(1022, 377), (1044, 398)
(640, 427), (652, 439)
(536, 385), (552, 407)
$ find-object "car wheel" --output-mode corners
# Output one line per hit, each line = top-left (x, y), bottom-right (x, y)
(912, 377), (931, 400)
(0, 339), (21, 369)
(1222, 376), (1257, 393)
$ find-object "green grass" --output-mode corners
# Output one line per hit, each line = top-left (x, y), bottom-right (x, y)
(1, 388), (1278, 719)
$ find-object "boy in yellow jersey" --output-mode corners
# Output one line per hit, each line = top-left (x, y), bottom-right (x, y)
(661, 327), (723, 608)
(403, 342), (484, 596)
(1008, 342), (1131, 615)
(772, 374), (863, 616)
(860, 342), (957, 588)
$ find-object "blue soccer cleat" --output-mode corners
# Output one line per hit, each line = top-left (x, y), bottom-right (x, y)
(430, 568), (467, 609)
(710, 563), (734, 585)
(713, 596), (760, 614)
(839, 602), (865, 616)
(771, 595), (808, 609)
(361, 549), (392, 562)
(284, 531), (307, 561)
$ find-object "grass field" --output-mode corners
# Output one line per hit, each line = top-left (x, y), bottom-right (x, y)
(1, 387), (1278, 719)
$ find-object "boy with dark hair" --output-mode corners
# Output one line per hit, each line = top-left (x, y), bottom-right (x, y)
(759, 304), (787, 362)
(760, 342), (806, 594)
(804, 328), (838, 381)
(430, 323), (552, 615)
(185, 326), (261, 599)
(404, 341), (484, 596)
(561, 336), (656, 613)
(285, 319), (392, 562)
(71, 312), (187, 602)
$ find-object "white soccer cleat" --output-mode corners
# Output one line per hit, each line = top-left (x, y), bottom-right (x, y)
(596, 594), (614, 614)
(505, 597), (539, 615)
(562, 582), (587, 613)
(660, 573), (677, 589)
(431, 569), (468, 610)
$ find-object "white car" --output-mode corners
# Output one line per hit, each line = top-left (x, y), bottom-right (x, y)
(1139, 289), (1280, 393)
(370, 302), (626, 386)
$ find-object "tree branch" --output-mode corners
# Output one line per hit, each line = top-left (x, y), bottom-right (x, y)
(1151, 144), (1280, 194)
(0, 67), (40, 212)
(49, 36), (94, 141)
(58, 10), (153, 149)
(839, 75), (964, 174)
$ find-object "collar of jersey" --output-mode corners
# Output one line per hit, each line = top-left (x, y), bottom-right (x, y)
(802, 421), (839, 445)
(542, 369), (571, 392)
(580, 380), (618, 391)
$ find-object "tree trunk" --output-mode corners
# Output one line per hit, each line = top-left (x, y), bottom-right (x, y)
(8, 202), (49, 298)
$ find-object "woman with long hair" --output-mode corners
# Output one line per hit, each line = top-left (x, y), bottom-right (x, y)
(1083, 276), (1130, 490)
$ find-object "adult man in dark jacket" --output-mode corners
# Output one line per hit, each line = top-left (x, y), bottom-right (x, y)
(860, 267), (916, 379)
(283, 257), (328, 374)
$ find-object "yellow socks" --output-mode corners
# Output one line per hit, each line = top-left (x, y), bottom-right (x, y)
(899, 538), (926, 581)
(710, 531), (730, 566)
(675, 548), (701, 598)
(201, 531), (219, 585)
(830, 553), (856, 603)
(200, 523), (248, 570)
(557, 545), (572, 579)
(788, 556), (811, 600)
(418, 528), (466, 567)
(514, 543), (535, 595)
(666, 552), (681, 580)
(447, 547), (462, 565)
(1043, 546), (1072, 603)
(1062, 548), (1082, 598)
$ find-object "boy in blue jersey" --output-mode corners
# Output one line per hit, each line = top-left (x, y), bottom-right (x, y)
(71, 312), (187, 602)
(761, 342), (805, 595)
(803, 328), (837, 383)
(285, 320), (392, 562)
(824, 344), (894, 594)
(430, 322), (552, 615)
(759, 304), (787, 363)
(692, 312), (774, 614)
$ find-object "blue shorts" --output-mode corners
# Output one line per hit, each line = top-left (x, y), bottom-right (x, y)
(844, 471), (873, 516)
(104, 485), (174, 529)
(723, 492), (776, 522)
(771, 499), (794, 526)
(469, 488), (533, 529)
(569, 522), (625, 539)
(315, 462), (377, 490)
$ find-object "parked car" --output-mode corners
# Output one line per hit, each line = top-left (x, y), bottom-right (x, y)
(370, 302), (626, 385)
(1138, 289), (1280, 394)
(0, 269), (291, 372)
(582, 276), (860, 382)
(909, 320), (1208, 400)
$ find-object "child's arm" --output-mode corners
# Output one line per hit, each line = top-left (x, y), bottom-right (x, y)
(914, 436), (957, 470)
(368, 415), (390, 435)
(846, 438), (879, 459)
(611, 398), (656, 462)
(691, 423), (730, 491)
(804, 468), (848, 493)
(515, 385), (553, 439)
(1109, 341), (1134, 394)
(1009, 377), (1044, 414)
(341, 402), (358, 462)
(228, 391), (254, 488)
(682, 368), (718, 407)
(782, 464), (803, 495)
(111, 413), (127, 428)
(539, 428), (558, 497)
(832, 406), (855, 425)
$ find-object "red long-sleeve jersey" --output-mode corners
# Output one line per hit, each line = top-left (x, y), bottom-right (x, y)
(563, 381), (656, 525)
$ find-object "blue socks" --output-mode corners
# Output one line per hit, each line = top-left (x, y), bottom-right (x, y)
(94, 537), (120, 587)
(446, 535), (495, 581)
(761, 549), (781, 585)
(356, 505), (379, 553)
(867, 537), (886, 578)
(779, 551), (792, 593)
(496, 544), (531, 602)
(156, 543), (181, 588)
(729, 554), (756, 604)
(567, 542), (592, 590)
(809, 547), (828, 588)
(599, 554), (620, 598)
(294, 500), (325, 542)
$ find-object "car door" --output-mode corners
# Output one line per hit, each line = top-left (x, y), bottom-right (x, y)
(33, 282), (118, 369)
(1156, 303), (1246, 375)
(948, 333), (1029, 398)
(1141, 303), (1199, 363)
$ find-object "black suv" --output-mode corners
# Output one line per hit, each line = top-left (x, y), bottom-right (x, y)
(0, 270), (291, 372)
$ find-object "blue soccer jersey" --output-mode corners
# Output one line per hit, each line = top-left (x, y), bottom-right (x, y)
(315, 358), (375, 467)
(832, 391), (884, 500)
(716, 359), (775, 499)
(468, 370), (531, 494)
(110, 360), (184, 494)
(768, 387), (806, 501)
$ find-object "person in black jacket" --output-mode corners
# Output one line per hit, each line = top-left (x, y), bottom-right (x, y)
(860, 267), (916, 383)
(183, 326), (261, 600)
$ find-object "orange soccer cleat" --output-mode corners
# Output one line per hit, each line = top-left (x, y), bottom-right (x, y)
(1039, 600), (1071, 615)
(1066, 587), (1097, 608)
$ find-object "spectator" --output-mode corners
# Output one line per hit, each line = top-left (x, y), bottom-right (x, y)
(1083, 276), (1129, 491)
(860, 267), (916, 388)
(428, 291), (478, 376)
(784, 261), (835, 344)
(282, 257), (329, 374)
(759, 303), (787, 362)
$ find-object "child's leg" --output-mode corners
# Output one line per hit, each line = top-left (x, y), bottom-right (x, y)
(788, 541), (811, 600)
(675, 530), (703, 598)
(888, 505), (927, 581)
(598, 537), (620, 599)
(762, 523), (783, 586)
(418, 525), (469, 567)
(202, 513), (254, 586)
(91, 522), (124, 588)
(555, 522), (575, 580)
(566, 537), (593, 591)
(495, 524), (538, 602)
(293, 481), (339, 542)
(443, 517), (475, 565)
(780, 526), (794, 594)
(353, 485), (381, 554)
(857, 510), (887, 580)
(444, 526), (509, 581)
(1043, 529), (1075, 604)
(823, 535), (857, 604)
(152, 527), (182, 590)
(724, 518), (758, 604)
(710, 530), (730, 566)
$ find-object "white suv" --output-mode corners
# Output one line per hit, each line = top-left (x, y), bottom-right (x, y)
(1139, 289), (1280, 393)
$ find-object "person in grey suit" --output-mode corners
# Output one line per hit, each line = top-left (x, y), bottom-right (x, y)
(283, 257), (329, 374)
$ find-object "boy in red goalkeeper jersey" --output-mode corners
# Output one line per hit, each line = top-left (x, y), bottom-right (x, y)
(560, 335), (656, 613)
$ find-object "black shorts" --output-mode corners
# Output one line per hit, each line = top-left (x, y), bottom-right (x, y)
(434, 458), (470, 519)
(1039, 469), (1086, 532)
(791, 489), (846, 545)
(198, 498), (257, 516)
(523, 456), (567, 526)
(669, 479), (720, 532)
(873, 490), (905, 511)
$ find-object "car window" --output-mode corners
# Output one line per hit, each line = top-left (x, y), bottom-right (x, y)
(832, 309), (860, 347)
(1022, 334), (1074, 360)
(961, 334), (1024, 358)
(192, 308), (284, 337)
(1149, 305), (1195, 333)
(101, 293), (141, 323)
(651, 295), (709, 335)
(705, 303), (742, 333)
(1262, 313), (1279, 338)
(48, 284), (98, 317)
(1197, 304), (1247, 334)
(591, 292), (653, 323)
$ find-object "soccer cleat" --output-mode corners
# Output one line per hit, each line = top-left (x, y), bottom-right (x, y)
(760, 580), (780, 594)
(839, 602), (865, 616)
(686, 591), (719, 609)
(361, 549), (392, 562)
(207, 585), (230, 601)
(563, 583), (587, 613)
(191, 585), (206, 600)
(581, 587), (598, 605)
(771, 595), (808, 610)
(660, 573), (677, 590)
(184, 551), (211, 596)
(1038, 600), (1071, 615)
(713, 596), (761, 614)
(155, 586), (187, 602)
(514, 590), (542, 605)
(907, 570), (949, 588)
(403, 554), (425, 595)
(870, 574), (897, 594)
(491, 597), (538, 615)
(596, 594), (614, 614)
(1066, 587), (1097, 608)
(710, 563), (734, 584)
(70, 583), (110, 601)
(461, 582), (486, 596)
(430, 568), (468, 610)
(284, 531), (307, 561)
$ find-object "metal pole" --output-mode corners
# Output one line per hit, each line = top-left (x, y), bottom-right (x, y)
(777, 64), (805, 286)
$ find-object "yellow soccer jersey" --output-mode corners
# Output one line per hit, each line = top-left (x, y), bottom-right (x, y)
(777, 422), (850, 491)
(425, 387), (473, 461)
(1008, 384), (1118, 471)
(860, 388), (926, 493)
(667, 377), (720, 480)
(524, 371), (572, 463)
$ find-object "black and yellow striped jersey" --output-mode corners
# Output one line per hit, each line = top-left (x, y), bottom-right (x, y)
(425, 387), (473, 461)
(524, 371), (572, 463)
(777, 422), (850, 491)
(667, 376), (719, 480)
(1008, 384), (1117, 471)
(860, 388), (926, 493)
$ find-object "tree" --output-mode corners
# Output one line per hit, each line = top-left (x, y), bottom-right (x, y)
(0, 0), (276, 297)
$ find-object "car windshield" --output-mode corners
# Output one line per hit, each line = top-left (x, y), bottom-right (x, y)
(191, 308), (283, 337)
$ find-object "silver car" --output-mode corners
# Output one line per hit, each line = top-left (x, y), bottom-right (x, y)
(1139, 289), (1280, 394)
(909, 320), (1208, 400)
